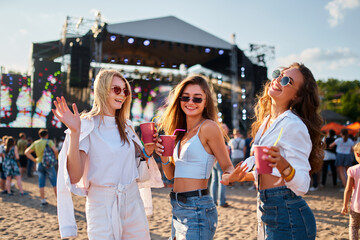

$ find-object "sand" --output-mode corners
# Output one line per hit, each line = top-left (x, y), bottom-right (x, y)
(0, 177), (349, 239)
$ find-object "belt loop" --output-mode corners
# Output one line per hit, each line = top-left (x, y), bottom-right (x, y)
(175, 192), (179, 202)
(198, 189), (202, 198)
(263, 189), (267, 201)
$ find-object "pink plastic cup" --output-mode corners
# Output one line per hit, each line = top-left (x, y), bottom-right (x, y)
(254, 145), (272, 174)
(160, 135), (176, 157)
(140, 122), (156, 145)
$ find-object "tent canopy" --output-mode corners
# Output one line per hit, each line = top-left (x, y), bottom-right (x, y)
(321, 122), (345, 135)
(346, 122), (360, 136)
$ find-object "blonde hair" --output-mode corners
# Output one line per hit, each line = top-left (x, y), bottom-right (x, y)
(354, 142), (360, 154)
(158, 74), (221, 143)
(82, 69), (132, 144)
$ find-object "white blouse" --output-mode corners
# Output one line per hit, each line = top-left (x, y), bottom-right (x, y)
(79, 115), (138, 186)
(243, 110), (312, 196)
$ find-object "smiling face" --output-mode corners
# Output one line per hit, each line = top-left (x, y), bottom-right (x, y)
(268, 67), (304, 107)
(106, 75), (128, 116)
(180, 84), (206, 117)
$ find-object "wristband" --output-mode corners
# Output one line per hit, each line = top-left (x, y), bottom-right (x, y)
(142, 148), (152, 159)
(284, 167), (295, 182)
(162, 158), (171, 165)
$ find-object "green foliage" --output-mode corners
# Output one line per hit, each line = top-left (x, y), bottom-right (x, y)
(317, 79), (360, 122)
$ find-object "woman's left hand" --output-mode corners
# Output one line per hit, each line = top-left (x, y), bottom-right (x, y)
(220, 163), (248, 185)
(263, 146), (285, 168)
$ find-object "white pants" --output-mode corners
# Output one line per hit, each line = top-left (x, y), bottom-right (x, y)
(86, 181), (150, 240)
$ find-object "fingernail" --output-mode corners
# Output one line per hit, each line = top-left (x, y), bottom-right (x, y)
(263, 148), (268, 153)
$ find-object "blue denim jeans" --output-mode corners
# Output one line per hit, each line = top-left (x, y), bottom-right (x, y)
(170, 194), (218, 240)
(210, 162), (226, 206)
(259, 186), (316, 240)
(37, 163), (57, 188)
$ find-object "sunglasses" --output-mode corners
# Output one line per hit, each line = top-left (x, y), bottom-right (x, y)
(272, 69), (297, 89)
(179, 96), (205, 103)
(111, 86), (130, 96)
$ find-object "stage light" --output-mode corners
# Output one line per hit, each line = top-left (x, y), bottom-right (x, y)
(205, 48), (211, 53)
(242, 94), (246, 99)
(218, 49), (224, 55)
(242, 116), (246, 120)
(137, 60), (141, 65)
(218, 112), (222, 117)
(242, 88), (246, 93)
(128, 38), (134, 44)
(241, 67), (245, 71)
(242, 109), (246, 113)
(110, 35), (116, 42)
(124, 58), (129, 64)
(233, 103), (238, 108)
(143, 40), (150, 46)
(172, 64), (177, 68)
(110, 58), (115, 63)
(217, 75), (222, 85)
(161, 62), (165, 67)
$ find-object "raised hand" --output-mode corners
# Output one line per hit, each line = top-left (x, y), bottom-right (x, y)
(52, 96), (80, 133)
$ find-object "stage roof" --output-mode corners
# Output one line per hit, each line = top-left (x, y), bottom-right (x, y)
(107, 16), (232, 50)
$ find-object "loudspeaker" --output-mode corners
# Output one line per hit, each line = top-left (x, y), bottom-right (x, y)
(70, 46), (90, 87)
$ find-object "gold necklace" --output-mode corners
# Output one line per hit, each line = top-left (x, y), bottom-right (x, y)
(186, 120), (203, 133)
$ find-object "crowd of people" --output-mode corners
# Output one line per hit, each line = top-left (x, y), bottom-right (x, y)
(1, 63), (359, 240)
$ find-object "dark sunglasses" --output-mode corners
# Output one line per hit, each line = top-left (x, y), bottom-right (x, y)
(179, 96), (205, 103)
(272, 69), (297, 89)
(111, 86), (130, 96)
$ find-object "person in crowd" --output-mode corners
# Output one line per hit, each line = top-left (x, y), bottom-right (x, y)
(57, 136), (64, 152)
(229, 128), (245, 167)
(2, 136), (27, 195)
(321, 129), (337, 187)
(243, 131), (253, 160)
(223, 63), (323, 239)
(0, 136), (8, 193)
(26, 137), (35, 177)
(25, 129), (58, 205)
(341, 142), (360, 240)
(52, 69), (162, 239)
(17, 132), (28, 179)
(155, 74), (240, 239)
(210, 123), (231, 208)
(330, 128), (355, 191)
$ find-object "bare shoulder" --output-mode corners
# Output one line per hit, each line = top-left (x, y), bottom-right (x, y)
(200, 120), (222, 136)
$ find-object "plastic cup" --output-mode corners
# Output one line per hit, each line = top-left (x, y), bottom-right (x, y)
(160, 135), (176, 157)
(140, 122), (156, 145)
(254, 145), (272, 174)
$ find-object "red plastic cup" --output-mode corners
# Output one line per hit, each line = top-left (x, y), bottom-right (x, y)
(140, 122), (156, 145)
(254, 145), (272, 174)
(160, 135), (176, 157)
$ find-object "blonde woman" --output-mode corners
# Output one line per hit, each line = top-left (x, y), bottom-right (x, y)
(155, 75), (246, 239)
(54, 69), (162, 239)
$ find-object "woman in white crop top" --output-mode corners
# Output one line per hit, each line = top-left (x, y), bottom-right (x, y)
(224, 63), (324, 240)
(52, 69), (158, 239)
(155, 75), (246, 240)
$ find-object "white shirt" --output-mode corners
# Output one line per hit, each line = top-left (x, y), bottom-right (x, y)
(334, 138), (354, 154)
(243, 110), (312, 196)
(229, 137), (245, 159)
(79, 116), (138, 186)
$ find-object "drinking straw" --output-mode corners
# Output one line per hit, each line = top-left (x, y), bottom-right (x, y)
(151, 116), (160, 122)
(273, 128), (283, 146)
(173, 129), (186, 135)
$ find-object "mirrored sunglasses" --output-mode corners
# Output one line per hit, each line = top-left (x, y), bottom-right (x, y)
(111, 86), (130, 96)
(272, 69), (297, 89)
(179, 96), (204, 103)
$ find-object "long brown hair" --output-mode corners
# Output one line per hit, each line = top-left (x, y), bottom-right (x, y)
(5, 136), (15, 154)
(340, 128), (349, 142)
(82, 69), (132, 144)
(251, 62), (324, 174)
(158, 74), (220, 143)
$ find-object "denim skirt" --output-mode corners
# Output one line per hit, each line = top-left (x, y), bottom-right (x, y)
(170, 194), (218, 240)
(259, 186), (316, 240)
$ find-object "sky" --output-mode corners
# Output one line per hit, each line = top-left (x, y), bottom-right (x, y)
(1, 0), (359, 81)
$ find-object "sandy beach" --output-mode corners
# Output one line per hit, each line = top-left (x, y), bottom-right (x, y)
(0, 177), (349, 239)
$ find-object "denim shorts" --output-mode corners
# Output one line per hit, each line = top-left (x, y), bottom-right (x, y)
(37, 163), (57, 188)
(335, 153), (353, 167)
(170, 194), (218, 240)
(259, 186), (316, 240)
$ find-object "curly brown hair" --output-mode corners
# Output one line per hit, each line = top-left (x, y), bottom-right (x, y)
(251, 62), (324, 174)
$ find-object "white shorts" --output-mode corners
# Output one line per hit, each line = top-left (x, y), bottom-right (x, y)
(86, 181), (150, 240)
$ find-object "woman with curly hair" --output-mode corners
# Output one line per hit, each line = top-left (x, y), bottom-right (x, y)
(224, 62), (324, 239)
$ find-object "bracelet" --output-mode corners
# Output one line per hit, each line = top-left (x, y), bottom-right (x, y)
(162, 158), (171, 165)
(284, 167), (295, 182)
(142, 148), (152, 159)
